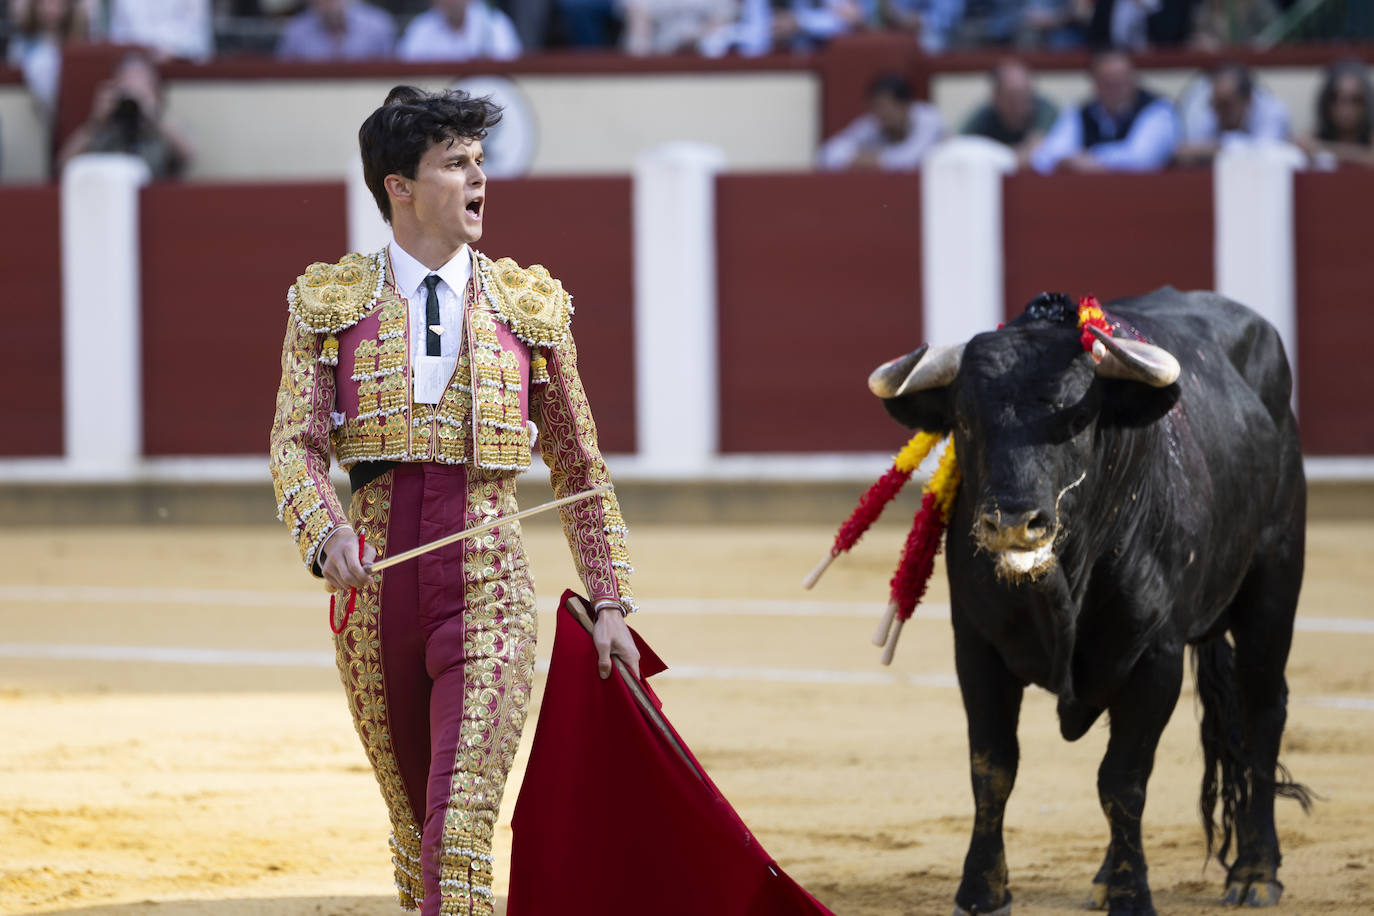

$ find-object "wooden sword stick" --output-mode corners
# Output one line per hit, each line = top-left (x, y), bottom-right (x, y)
(365, 485), (612, 574)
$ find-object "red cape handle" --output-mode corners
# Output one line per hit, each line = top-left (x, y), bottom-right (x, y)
(328, 531), (366, 635)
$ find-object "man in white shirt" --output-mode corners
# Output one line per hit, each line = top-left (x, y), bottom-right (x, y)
(1175, 61), (1292, 166)
(818, 73), (945, 172)
(106, 0), (214, 61)
(396, 0), (522, 61)
(1029, 49), (1178, 173)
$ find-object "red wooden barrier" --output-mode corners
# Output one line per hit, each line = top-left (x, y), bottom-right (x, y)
(1294, 170), (1374, 455)
(138, 177), (635, 456)
(477, 177), (635, 453)
(1003, 170), (1214, 319)
(715, 172), (922, 453)
(0, 187), (63, 456)
(139, 182), (348, 455)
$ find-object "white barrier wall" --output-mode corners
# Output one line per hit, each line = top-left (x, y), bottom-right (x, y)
(920, 138), (1016, 345)
(0, 85), (50, 184)
(60, 154), (150, 478)
(9, 143), (1367, 484)
(165, 73), (819, 181)
(632, 143), (725, 475)
(1213, 142), (1305, 413)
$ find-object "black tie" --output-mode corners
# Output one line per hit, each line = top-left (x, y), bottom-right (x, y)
(423, 274), (442, 357)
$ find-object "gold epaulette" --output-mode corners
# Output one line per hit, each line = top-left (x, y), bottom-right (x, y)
(287, 250), (387, 335)
(476, 253), (573, 349)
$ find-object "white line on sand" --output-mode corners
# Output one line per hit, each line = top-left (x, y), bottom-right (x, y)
(0, 643), (1367, 710)
(2, 586), (1370, 635)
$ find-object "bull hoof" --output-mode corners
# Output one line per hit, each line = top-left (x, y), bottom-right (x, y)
(952, 905), (1011, 916)
(1221, 880), (1282, 908)
(1221, 880), (1282, 907)
(1083, 881), (1108, 910)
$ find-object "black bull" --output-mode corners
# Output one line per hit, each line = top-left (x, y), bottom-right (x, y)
(871, 289), (1311, 915)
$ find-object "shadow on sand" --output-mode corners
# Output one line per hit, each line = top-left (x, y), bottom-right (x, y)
(37, 897), (509, 915)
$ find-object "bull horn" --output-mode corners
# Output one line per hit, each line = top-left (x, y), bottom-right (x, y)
(895, 343), (964, 396)
(868, 343), (965, 399)
(1088, 325), (1180, 388)
(867, 345), (928, 398)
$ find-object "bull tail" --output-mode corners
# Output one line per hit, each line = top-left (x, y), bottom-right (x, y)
(1193, 635), (1313, 868)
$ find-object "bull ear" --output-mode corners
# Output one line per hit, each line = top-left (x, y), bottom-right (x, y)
(1088, 325), (1180, 387)
(870, 343), (962, 434)
(881, 387), (953, 434)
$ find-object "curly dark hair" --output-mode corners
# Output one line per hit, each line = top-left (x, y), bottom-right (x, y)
(1316, 58), (1373, 146)
(358, 85), (503, 222)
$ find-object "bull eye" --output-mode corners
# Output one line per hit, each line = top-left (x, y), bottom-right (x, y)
(1070, 412), (1092, 435)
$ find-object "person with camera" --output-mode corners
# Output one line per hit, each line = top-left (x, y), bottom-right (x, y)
(56, 50), (195, 179)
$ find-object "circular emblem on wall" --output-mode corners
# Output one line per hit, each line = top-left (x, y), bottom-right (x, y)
(453, 75), (538, 178)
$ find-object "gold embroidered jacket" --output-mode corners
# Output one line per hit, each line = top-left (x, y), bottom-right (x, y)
(268, 248), (635, 610)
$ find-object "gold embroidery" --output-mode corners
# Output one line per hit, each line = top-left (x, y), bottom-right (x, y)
(438, 471), (537, 916)
(269, 314), (347, 569)
(333, 474), (426, 911)
(475, 253), (571, 349)
(533, 331), (637, 612)
(289, 251), (386, 334)
(321, 334), (339, 366)
(468, 306), (531, 471)
(529, 352), (549, 385)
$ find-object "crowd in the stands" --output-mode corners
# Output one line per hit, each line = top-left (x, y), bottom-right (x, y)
(3, 0), (1371, 180)
(819, 52), (1374, 175)
(0, 0), (1325, 69)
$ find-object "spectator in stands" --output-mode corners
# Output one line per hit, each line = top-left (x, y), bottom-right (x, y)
(818, 72), (944, 172)
(396, 0), (521, 60)
(1085, 0), (1201, 50)
(961, 59), (1057, 166)
(6, 0), (90, 120)
(558, 0), (618, 47)
(55, 50), (194, 178)
(619, 0), (735, 56)
(1190, 0), (1279, 49)
(1019, 0), (1091, 49)
(105, 0), (214, 61)
(1029, 49), (1177, 173)
(883, 0), (964, 54)
(702, 0), (863, 57)
(1299, 58), (1374, 168)
(276, 0), (396, 60)
(1174, 61), (1290, 165)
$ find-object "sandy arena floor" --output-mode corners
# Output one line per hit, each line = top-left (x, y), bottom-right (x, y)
(2, 515), (1372, 915)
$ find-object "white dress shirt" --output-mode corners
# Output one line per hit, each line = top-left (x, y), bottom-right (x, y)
(107, 0), (214, 61)
(817, 102), (946, 172)
(395, 5), (522, 61)
(389, 240), (472, 401)
(1029, 96), (1179, 174)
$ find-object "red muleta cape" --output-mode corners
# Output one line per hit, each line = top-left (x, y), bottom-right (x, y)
(508, 590), (835, 916)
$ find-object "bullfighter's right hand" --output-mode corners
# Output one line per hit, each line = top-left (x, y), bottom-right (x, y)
(320, 526), (377, 591)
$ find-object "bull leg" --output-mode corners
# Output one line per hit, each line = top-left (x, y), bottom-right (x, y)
(951, 615), (1024, 916)
(1221, 521), (1306, 908)
(1093, 643), (1184, 916)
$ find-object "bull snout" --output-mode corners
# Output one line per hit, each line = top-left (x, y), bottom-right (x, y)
(977, 507), (1055, 552)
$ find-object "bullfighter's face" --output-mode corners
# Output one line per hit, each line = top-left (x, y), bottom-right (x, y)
(397, 136), (487, 250)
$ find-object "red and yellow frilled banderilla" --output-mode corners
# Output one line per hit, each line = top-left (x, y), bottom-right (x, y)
(803, 432), (960, 665)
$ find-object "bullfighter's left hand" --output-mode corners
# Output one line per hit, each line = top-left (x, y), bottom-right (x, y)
(593, 603), (641, 681)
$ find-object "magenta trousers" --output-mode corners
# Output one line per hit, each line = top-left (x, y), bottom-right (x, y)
(332, 462), (537, 916)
